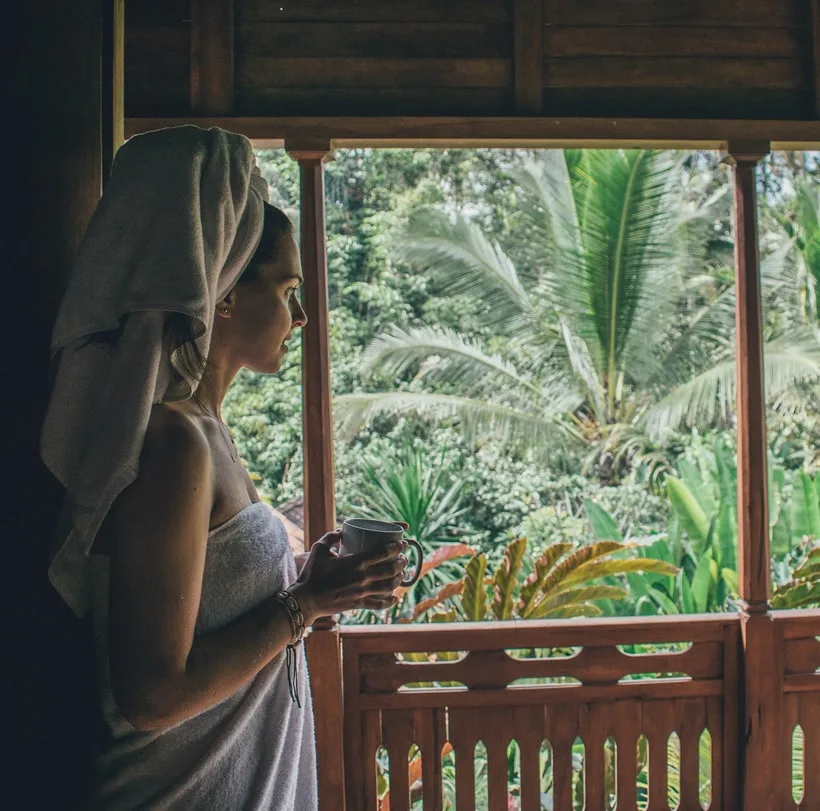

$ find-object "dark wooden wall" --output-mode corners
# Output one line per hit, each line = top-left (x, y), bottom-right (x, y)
(12, 2), (106, 808)
(125, 0), (819, 121)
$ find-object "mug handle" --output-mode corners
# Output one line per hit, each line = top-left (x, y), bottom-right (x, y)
(400, 538), (425, 587)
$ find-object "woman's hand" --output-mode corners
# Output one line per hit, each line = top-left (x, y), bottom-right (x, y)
(290, 529), (409, 624)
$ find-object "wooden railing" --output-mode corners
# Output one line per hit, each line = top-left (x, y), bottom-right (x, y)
(774, 611), (820, 811)
(340, 611), (820, 811)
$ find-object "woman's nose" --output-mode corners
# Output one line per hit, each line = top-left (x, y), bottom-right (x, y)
(293, 299), (308, 327)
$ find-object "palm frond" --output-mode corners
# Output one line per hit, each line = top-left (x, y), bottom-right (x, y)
(361, 325), (545, 401)
(333, 390), (581, 448)
(646, 331), (820, 436)
(552, 150), (688, 392)
(560, 319), (607, 422)
(508, 151), (581, 257)
(395, 207), (533, 329)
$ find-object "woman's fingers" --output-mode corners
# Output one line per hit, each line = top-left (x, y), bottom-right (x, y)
(361, 595), (399, 610)
(349, 539), (407, 568)
(360, 556), (407, 582)
(365, 573), (405, 594)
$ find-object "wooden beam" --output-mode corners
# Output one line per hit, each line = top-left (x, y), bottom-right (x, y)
(514, 0), (543, 114)
(126, 115), (820, 149)
(287, 143), (336, 551)
(190, 0), (234, 115)
(726, 140), (771, 611)
(286, 143), (345, 811)
(725, 140), (783, 811)
(811, 0), (820, 116)
(305, 627), (346, 811)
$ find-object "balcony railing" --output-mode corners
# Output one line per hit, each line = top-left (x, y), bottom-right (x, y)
(339, 611), (819, 810)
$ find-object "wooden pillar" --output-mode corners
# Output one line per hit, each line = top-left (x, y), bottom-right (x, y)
(190, 0), (235, 115)
(726, 141), (782, 811)
(514, 0), (544, 114)
(286, 143), (345, 811)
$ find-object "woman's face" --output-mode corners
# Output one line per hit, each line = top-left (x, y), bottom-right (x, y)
(222, 233), (308, 374)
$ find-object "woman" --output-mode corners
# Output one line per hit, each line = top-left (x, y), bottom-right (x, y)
(40, 125), (407, 809)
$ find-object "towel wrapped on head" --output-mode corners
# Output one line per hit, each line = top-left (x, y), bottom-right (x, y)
(40, 125), (270, 617)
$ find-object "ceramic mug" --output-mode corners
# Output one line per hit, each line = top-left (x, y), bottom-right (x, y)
(340, 518), (424, 586)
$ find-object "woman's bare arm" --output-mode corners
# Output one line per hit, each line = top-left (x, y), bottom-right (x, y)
(105, 409), (298, 732)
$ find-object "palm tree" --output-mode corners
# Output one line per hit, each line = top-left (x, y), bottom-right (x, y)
(335, 150), (820, 478)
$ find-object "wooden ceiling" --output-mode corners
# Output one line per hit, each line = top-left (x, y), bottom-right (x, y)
(124, 0), (820, 146)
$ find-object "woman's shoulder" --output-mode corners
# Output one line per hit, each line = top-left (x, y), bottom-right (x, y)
(144, 403), (211, 468)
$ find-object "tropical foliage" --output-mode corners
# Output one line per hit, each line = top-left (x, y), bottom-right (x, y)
(224, 147), (819, 622)
(335, 149), (820, 482)
(405, 534), (677, 624)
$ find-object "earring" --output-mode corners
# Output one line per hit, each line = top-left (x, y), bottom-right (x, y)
(222, 306), (229, 314)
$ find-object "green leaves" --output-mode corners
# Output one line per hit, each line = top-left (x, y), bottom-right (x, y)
(348, 445), (468, 549)
(583, 499), (623, 541)
(491, 537), (527, 620)
(791, 471), (820, 539)
(666, 477), (710, 553)
(772, 546), (820, 609)
(460, 553), (489, 621)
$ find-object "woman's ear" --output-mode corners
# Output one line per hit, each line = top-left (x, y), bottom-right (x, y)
(216, 291), (235, 318)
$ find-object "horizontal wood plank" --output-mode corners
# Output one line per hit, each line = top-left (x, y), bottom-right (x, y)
(543, 0), (803, 27)
(239, 0), (512, 23)
(784, 637), (820, 675)
(126, 25), (190, 56)
(359, 643), (724, 693)
(343, 616), (735, 654)
(772, 609), (820, 636)
(125, 0), (189, 24)
(237, 56), (512, 88)
(358, 680), (725, 710)
(783, 674), (820, 693)
(234, 87), (514, 116)
(543, 86), (811, 120)
(544, 56), (805, 88)
(239, 21), (512, 58)
(544, 25), (802, 58)
(124, 115), (820, 148)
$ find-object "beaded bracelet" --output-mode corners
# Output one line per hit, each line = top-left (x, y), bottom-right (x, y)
(273, 589), (306, 644)
(272, 589), (311, 707)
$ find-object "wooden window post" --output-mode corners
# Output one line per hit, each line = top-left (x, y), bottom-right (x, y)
(286, 142), (345, 811)
(726, 140), (783, 811)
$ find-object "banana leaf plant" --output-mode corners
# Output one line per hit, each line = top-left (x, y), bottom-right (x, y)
(629, 436), (819, 614)
(771, 545), (820, 609)
(410, 535), (678, 623)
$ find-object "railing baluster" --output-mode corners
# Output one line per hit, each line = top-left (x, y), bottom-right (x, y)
(782, 695), (801, 811)
(448, 708), (479, 810)
(413, 707), (445, 811)
(514, 706), (544, 810)
(644, 704), (672, 810)
(580, 704), (607, 810)
(363, 711), (382, 811)
(485, 709), (511, 811)
(382, 710), (413, 811)
(803, 695), (820, 808)
(614, 701), (640, 811)
(547, 704), (577, 811)
(705, 696), (724, 811)
(678, 698), (705, 809)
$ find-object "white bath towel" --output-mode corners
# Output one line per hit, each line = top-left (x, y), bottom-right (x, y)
(41, 125), (269, 617)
